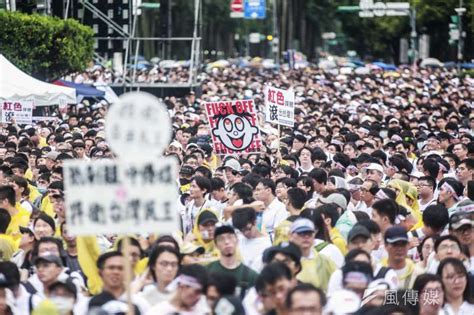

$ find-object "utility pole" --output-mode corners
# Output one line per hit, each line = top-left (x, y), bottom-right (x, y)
(272, 0), (280, 67)
(410, 7), (418, 65)
(455, 0), (465, 68)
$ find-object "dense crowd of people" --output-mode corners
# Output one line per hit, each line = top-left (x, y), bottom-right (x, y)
(0, 65), (473, 315)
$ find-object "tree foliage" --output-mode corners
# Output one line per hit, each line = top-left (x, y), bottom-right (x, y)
(0, 11), (94, 80)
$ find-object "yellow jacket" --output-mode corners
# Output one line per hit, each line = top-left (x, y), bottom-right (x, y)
(380, 258), (420, 289)
(296, 248), (337, 292)
(330, 227), (347, 256)
(6, 205), (30, 245)
(40, 196), (55, 218)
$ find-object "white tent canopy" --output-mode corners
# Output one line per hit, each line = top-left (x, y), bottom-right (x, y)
(0, 54), (76, 106)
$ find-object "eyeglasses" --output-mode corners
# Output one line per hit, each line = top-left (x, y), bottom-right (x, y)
(443, 273), (466, 283)
(437, 244), (460, 252)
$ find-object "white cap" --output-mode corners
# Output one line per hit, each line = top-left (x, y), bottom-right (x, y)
(326, 289), (361, 315)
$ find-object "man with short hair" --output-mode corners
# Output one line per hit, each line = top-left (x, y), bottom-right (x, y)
(417, 176), (437, 211)
(286, 283), (326, 315)
(307, 168), (327, 207)
(0, 186), (29, 244)
(426, 235), (464, 274)
(455, 158), (474, 186)
(146, 264), (210, 315)
(371, 199), (398, 235)
(407, 204), (449, 243)
(452, 143), (468, 161)
(205, 225), (258, 299)
(438, 178), (464, 216)
(89, 251), (149, 314)
(288, 218), (336, 291)
(255, 262), (297, 315)
(232, 207), (272, 272)
(358, 179), (377, 216)
(254, 178), (288, 239)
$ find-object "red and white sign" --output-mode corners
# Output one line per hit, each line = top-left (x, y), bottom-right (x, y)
(230, 0), (244, 18)
(264, 86), (295, 127)
(204, 99), (262, 155)
(1, 100), (33, 125)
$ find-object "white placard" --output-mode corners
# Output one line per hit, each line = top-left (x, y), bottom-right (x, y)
(64, 158), (180, 236)
(1, 100), (33, 125)
(264, 86), (295, 127)
(105, 92), (172, 158)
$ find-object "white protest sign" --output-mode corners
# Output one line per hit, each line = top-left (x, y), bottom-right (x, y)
(64, 157), (179, 235)
(1, 100), (33, 125)
(264, 86), (295, 127)
(64, 91), (180, 236)
(105, 92), (172, 158)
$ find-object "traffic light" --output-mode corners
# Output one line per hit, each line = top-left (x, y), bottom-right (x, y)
(449, 15), (459, 43)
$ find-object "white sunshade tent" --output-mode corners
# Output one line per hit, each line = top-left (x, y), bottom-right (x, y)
(0, 54), (76, 106)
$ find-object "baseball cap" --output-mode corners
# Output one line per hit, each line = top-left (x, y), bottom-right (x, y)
(384, 226), (409, 244)
(45, 151), (60, 161)
(214, 225), (236, 239)
(180, 242), (205, 256)
(449, 212), (472, 230)
(348, 225), (371, 243)
(34, 253), (63, 267)
(326, 289), (361, 315)
(197, 210), (218, 226)
(179, 165), (195, 176)
(290, 218), (316, 234)
(223, 159), (243, 173)
(262, 241), (302, 264)
(319, 193), (348, 210)
(363, 163), (384, 174)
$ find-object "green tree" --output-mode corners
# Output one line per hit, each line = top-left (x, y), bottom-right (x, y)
(0, 11), (94, 80)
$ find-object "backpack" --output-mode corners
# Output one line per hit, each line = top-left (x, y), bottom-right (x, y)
(315, 241), (330, 252)
(374, 266), (391, 280)
(22, 281), (37, 313)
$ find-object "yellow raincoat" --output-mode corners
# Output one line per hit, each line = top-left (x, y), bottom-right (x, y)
(387, 180), (421, 231)
(191, 210), (220, 263)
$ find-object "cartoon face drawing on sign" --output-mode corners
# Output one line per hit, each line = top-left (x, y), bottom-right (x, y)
(212, 112), (259, 151)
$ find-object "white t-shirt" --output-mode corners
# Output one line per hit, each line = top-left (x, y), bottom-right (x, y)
(238, 235), (272, 272)
(262, 198), (288, 235)
(314, 239), (344, 268)
(146, 296), (209, 315)
(327, 264), (398, 297)
(443, 301), (474, 315)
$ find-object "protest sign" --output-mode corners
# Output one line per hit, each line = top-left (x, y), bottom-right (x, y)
(64, 157), (179, 235)
(204, 99), (262, 155)
(264, 86), (295, 127)
(1, 100), (33, 125)
(105, 92), (172, 158)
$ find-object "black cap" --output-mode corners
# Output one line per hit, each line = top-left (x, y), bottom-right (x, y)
(0, 272), (12, 288)
(214, 225), (236, 239)
(348, 225), (371, 243)
(262, 241), (302, 264)
(49, 279), (78, 299)
(197, 210), (218, 226)
(449, 212), (472, 230)
(34, 253), (63, 267)
(179, 165), (195, 176)
(384, 226), (409, 244)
